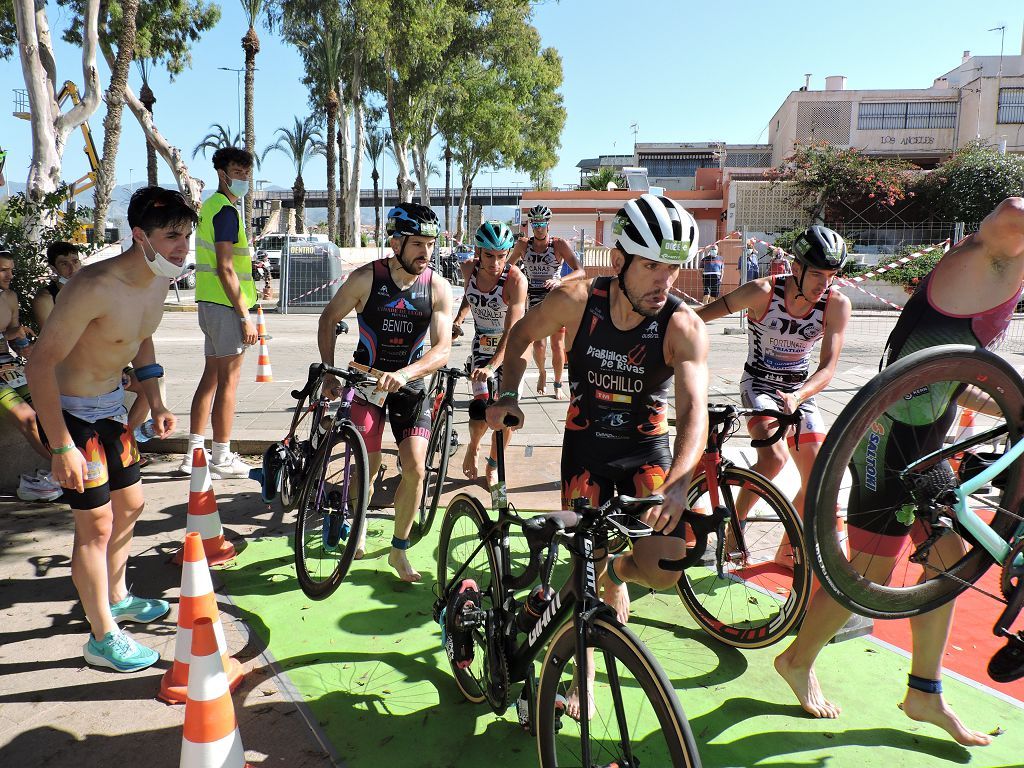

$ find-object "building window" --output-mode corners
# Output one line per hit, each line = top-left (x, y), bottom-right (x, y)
(998, 88), (1024, 124)
(857, 101), (956, 130)
(637, 154), (716, 177)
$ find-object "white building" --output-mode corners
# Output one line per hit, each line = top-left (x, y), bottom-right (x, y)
(768, 50), (1024, 167)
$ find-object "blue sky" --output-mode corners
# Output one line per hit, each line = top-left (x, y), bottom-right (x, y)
(0, 1), (1019, 197)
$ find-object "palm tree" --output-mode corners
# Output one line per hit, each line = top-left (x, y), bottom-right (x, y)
(261, 116), (324, 234)
(136, 58), (158, 186)
(192, 123), (241, 160)
(240, 0), (267, 234)
(299, 23), (344, 243)
(363, 125), (386, 243)
(583, 167), (626, 191)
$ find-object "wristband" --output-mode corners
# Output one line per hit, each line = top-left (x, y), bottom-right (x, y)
(134, 363), (164, 381)
(394, 371), (409, 387)
(51, 443), (76, 455)
(10, 336), (30, 350)
(497, 390), (519, 402)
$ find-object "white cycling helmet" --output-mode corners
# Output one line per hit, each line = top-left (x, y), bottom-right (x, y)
(612, 193), (698, 265)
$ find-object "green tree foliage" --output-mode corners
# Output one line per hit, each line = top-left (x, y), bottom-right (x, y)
(876, 243), (946, 290)
(192, 123), (242, 159)
(0, 187), (94, 330)
(918, 141), (1024, 223)
(766, 141), (918, 222)
(59, 0), (220, 77)
(583, 167), (627, 191)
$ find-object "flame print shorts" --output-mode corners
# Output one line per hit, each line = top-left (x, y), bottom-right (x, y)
(560, 433), (671, 512)
(40, 412), (141, 510)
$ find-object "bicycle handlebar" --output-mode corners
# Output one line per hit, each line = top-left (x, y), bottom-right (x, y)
(290, 362), (420, 401)
(708, 403), (801, 448)
(509, 495), (661, 591)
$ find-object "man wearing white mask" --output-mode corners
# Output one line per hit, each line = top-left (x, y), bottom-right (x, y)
(180, 147), (258, 478)
(26, 186), (195, 671)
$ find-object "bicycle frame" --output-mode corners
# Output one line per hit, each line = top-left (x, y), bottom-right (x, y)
(903, 421), (1024, 567)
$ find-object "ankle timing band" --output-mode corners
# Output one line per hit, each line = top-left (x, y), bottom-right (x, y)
(391, 536), (411, 550)
(907, 674), (942, 694)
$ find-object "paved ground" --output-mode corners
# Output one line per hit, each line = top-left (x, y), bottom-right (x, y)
(0, 296), (1020, 767)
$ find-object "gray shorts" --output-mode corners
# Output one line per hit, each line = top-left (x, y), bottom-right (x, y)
(198, 301), (246, 357)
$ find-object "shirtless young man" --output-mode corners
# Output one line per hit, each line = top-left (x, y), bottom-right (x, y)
(452, 221), (527, 487)
(318, 203), (453, 583)
(775, 199), (1024, 747)
(26, 187), (196, 671)
(0, 250), (63, 501)
(509, 204), (584, 399)
(696, 226), (852, 553)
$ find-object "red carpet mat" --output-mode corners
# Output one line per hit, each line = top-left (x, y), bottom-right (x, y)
(870, 567), (1024, 701)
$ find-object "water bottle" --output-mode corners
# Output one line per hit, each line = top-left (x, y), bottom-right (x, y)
(133, 418), (158, 443)
(515, 585), (553, 635)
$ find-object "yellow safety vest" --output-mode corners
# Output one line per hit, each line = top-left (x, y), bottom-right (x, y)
(195, 192), (257, 308)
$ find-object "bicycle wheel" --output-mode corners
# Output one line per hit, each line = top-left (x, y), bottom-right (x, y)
(283, 389), (325, 510)
(436, 493), (498, 704)
(677, 466), (810, 648)
(808, 345), (1024, 619)
(294, 423), (369, 600)
(416, 404), (453, 542)
(536, 614), (701, 768)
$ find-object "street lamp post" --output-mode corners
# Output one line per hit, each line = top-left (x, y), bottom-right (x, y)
(218, 66), (244, 139)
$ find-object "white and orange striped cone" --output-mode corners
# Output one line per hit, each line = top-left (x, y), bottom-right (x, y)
(161, 532), (244, 704)
(178, 616), (252, 767)
(173, 448), (236, 567)
(955, 406), (980, 441)
(254, 306), (273, 383)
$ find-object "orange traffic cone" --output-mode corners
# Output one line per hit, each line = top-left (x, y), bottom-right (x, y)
(254, 306), (273, 383)
(955, 407), (980, 441)
(160, 532), (244, 704)
(178, 616), (252, 767)
(173, 448), (236, 566)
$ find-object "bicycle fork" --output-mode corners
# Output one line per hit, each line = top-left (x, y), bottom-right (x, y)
(702, 452), (749, 577)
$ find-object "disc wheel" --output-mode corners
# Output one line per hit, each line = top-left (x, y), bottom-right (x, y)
(807, 345), (1024, 619)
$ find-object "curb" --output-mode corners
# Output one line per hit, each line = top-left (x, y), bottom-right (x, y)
(163, 303), (198, 312)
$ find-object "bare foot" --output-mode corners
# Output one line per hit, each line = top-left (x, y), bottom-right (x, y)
(599, 573), (631, 624)
(553, 382), (564, 400)
(355, 531), (366, 560)
(462, 444), (480, 479)
(901, 689), (992, 746)
(388, 548), (422, 583)
(536, 369), (547, 396)
(485, 462), (496, 490)
(773, 543), (796, 570)
(774, 648), (841, 718)
(563, 685), (596, 722)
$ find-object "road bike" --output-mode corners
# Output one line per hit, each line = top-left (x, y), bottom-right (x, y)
(434, 401), (701, 767)
(670, 403), (811, 649)
(414, 365), (471, 541)
(805, 344), (1024, 681)
(261, 361), (414, 600)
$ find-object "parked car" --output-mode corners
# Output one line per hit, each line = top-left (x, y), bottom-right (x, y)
(253, 233), (320, 277)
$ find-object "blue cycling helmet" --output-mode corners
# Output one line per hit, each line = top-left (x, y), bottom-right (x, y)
(386, 203), (440, 238)
(475, 220), (515, 251)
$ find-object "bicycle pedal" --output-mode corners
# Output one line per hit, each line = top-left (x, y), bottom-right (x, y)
(988, 633), (1024, 683)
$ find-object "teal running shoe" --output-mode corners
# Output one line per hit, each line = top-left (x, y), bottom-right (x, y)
(109, 594), (171, 624)
(83, 630), (159, 673)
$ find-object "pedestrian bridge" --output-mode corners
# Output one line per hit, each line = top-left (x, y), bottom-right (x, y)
(253, 186), (560, 209)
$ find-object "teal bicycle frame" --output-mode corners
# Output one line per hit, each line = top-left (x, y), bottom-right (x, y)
(904, 421), (1024, 569)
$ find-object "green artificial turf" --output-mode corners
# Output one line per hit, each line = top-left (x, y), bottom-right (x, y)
(221, 517), (1023, 768)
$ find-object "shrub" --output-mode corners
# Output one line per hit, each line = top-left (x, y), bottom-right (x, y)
(875, 243), (945, 289)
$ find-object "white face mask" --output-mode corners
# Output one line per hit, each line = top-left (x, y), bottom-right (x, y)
(141, 232), (184, 279)
(229, 178), (249, 198)
(58, 275), (69, 285)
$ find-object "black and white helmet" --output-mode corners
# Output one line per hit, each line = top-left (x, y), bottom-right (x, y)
(612, 193), (698, 265)
(792, 225), (847, 270)
(528, 204), (552, 222)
